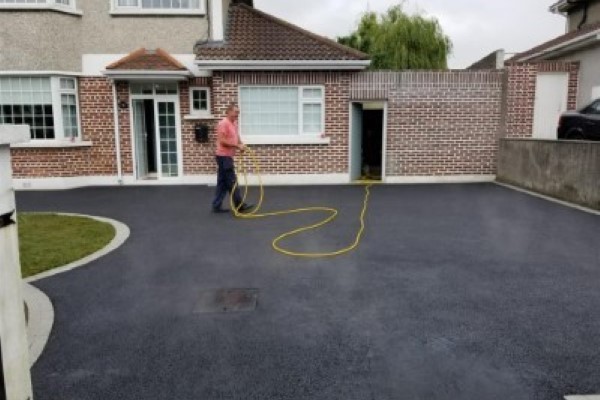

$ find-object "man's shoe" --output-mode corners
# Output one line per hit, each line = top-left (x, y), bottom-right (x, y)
(212, 207), (229, 214)
(237, 203), (254, 213)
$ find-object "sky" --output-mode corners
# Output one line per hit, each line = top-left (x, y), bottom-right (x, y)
(253, 0), (567, 68)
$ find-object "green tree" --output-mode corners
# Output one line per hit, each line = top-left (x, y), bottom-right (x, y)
(338, 4), (452, 70)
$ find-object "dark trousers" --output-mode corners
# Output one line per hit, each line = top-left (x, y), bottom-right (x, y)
(212, 156), (242, 210)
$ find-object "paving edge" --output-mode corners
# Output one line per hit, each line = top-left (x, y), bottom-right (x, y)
(23, 282), (54, 367)
(21, 213), (130, 366)
(494, 182), (600, 216)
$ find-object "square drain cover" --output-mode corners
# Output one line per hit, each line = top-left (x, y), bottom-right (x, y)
(194, 288), (259, 314)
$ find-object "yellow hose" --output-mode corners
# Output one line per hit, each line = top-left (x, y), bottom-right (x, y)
(229, 147), (374, 258)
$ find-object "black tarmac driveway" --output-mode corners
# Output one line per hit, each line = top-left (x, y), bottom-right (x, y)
(17, 183), (600, 400)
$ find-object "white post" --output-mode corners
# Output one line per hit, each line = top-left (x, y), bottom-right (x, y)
(0, 125), (33, 400)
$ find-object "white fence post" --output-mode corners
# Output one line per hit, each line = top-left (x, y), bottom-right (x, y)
(0, 125), (33, 400)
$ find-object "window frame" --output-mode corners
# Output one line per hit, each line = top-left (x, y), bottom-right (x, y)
(111, 0), (205, 15)
(57, 77), (81, 139)
(300, 87), (324, 135)
(0, 76), (82, 143)
(0, 0), (81, 14)
(238, 85), (326, 140)
(189, 87), (211, 117)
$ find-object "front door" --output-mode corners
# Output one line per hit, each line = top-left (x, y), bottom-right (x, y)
(533, 73), (569, 139)
(131, 82), (182, 180)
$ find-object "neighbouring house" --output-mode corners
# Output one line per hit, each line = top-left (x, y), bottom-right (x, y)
(504, 0), (600, 139)
(0, 0), (560, 189)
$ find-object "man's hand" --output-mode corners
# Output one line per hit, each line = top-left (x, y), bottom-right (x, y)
(238, 144), (248, 152)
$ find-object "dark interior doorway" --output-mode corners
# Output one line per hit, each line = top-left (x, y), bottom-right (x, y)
(361, 109), (383, 180)
(143, 99), (157, 174)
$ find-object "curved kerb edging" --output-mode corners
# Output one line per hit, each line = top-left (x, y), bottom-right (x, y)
(22, 213), (130, 366)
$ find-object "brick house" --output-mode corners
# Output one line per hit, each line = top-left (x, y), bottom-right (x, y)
(1, 0), (576, 188)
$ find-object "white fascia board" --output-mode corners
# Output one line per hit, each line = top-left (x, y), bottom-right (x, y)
(194, 60), (371, 70)
(0, 71), (81, 76)
(517, 31), (600, 62)
(101, 70), (191, 80)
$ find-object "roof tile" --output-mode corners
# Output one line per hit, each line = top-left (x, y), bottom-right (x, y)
(195, 4), (368, 61)
(107, 48), (188, 71)
(509, 21), (600, 62)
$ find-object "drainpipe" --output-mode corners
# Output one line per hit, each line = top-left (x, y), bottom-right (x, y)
(112, 81), (123, 185)
(578, 1), (589, 29)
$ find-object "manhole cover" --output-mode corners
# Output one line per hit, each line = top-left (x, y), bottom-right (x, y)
(194, 288), (259, 314)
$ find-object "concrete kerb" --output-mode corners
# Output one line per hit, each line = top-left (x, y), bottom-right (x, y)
(494, 182), (600, 216)
(23, 283), (54, 367)
(22, 213), (130, 366)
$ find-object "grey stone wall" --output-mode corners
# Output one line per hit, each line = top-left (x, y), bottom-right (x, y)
(497, 139), (600, 209)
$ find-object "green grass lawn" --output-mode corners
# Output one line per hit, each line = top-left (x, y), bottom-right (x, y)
(18, 213), (116, 278)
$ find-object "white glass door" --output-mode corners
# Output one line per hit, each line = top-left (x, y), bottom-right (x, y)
(155, 100), (180, 178)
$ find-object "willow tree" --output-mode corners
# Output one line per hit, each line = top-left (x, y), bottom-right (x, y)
(338, 5), (452, 70)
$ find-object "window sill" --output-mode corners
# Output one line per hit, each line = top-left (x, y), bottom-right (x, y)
(183, 114), (217, 120)
(0, 5), (83, 15)
(110, 9), (204, 16)
(12, 140), (93, 149)
(242, 136), (331, 145)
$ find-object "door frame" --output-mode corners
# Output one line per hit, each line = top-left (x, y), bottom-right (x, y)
(348, 100), (388, 182)
(129, 90), (183, 180)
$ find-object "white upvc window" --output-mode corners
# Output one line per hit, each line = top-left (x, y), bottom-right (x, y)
(239, 86), (325, 138)
(112, 0), (204, 14)
(189, 87), (210, 116)
(0, 0), (79, 12)
(0, 76), (81, 142)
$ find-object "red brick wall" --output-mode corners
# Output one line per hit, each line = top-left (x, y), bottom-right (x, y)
(385, 71), (503, 176)
(505, 61), (579, 138)
(180, 77), (218, 175)
(10, 64), (582, 181)
(11, 77), (118, 178)
(182, 71), (351, 175)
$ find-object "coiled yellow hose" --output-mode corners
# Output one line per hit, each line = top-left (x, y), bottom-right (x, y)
(229, 147), (374, 258)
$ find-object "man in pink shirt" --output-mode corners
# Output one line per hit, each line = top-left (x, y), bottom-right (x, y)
(211, 103), (253, 213)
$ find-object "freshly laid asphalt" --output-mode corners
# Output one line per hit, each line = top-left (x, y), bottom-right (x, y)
(17, 183), (600, 400)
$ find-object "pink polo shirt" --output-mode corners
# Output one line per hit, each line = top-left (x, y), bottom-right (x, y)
(215, 117), (240, 157)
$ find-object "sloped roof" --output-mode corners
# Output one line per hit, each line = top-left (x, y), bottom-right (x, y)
(195, 4), (369, 61)
(107, 48), (188, 71)
(509, 21), (600, 62)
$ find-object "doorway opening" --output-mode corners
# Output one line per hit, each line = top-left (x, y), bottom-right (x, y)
(350, 101), (385, 182)
(362, 108), (383, 180)
(130, 81), (181, 180)
(137, 99), (157, 178)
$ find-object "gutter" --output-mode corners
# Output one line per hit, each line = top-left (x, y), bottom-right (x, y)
(516, 31), (600, 62)
(193, 59), (371, 70)
(102, 70), (191, 81)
